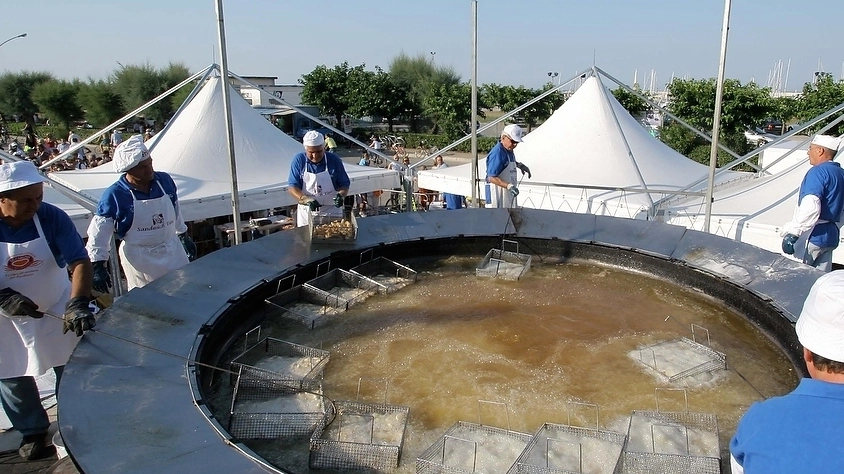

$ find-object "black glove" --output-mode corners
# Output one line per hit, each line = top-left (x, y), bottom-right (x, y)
(92, 261), (112, 294)
(333, 193), (344, 208)
(781, 234), (799, 255)
(179, 233), (197, 261)
(63, 296), (96, 337)
(0, 287), (42, 318)
(299, 196), (321, 211)
(507, 184), (519, 197)
(516, 162), (532, 179)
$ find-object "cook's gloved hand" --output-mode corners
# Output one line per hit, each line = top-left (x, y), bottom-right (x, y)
(516, 162), (531, 179)
(63, 296), (96, 337)
(0, 287), (42, 318)
(507, 183), (519, 197)
(781, 234), (799, 255)
(299, 195), (321, 211)
(333, 193), (344, 208)
(92, 261), (111, 294)
(179, 233), (197, 261)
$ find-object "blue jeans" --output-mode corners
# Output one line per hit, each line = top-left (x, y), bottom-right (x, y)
(0, 366), (63, 436)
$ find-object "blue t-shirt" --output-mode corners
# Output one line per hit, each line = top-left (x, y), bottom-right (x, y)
(799, 161), (844, 248)
(288, 152), (351, 192)
(0, 202), (87, 268)
(94, 172), (181, 239)
(485, 141), (515, 181)
(730, 378), (844, 473)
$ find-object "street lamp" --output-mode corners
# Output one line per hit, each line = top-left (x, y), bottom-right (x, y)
(0, 33), (27, 50)
(430, 51), (436, 64)
(547, 71), (559, 86)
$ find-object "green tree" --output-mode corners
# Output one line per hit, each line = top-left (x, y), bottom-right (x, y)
(300, 62), (367, 127)
(32, 79), (84, 130)
(346, 67), (413, 132)
(112, 62), (190, 128)
(0, 71), (53, 128)
(612, 87), (650, 116)
(666, 78), (774, 157)
(422, 82), (486, 139)
(78, 80), (126, 128)
(482, 83), (562, 131)
(389, 53), (461, 132)
(796, 75), (844, 135)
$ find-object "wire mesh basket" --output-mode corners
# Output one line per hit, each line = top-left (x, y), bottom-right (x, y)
(350, 253), (418, 294)
(228, 370), (332, 439)
(265, 283), (348, 329)
(621, 389), (720, 474)
(308, 212), (357, 245)
(417, 421), (533, 474)
(229, 334), (329, 391)
(304, 267), (382, 308)
(630, 325), (726, 382)
(476, 239), (532, 281)
(309, 400), (410, 471)
(510, 423), (626, 474)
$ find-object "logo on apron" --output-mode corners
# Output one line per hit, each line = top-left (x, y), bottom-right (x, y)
(5, 254), (43, 272)
(152, 213), (164, 225)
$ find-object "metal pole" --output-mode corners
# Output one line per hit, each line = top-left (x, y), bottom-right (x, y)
(703, 0), (732, 233)
(0, 33), (27, 49)
(215, 0), (242, 245)
(470, 1), (479, 207)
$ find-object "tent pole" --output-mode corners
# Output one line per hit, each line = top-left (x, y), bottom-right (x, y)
(703, 0), (732, 233)
(470, 1), (479, 207)
(215, 0), (242, 245)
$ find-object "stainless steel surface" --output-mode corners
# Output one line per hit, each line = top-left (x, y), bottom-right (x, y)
(59, 209), (820, 473)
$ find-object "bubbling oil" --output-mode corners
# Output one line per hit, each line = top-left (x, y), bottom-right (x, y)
(237, 257), (797, 473)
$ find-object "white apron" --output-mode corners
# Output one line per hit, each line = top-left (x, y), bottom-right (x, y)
(296, 166), (343, 227)
(118, 182), (188, 290)
(485, 159), (518, 208)
(0, 215), (79, 378)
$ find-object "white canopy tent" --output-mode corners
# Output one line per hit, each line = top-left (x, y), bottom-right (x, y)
(48, 75), (399, 222)
(418, 75), (747, 219)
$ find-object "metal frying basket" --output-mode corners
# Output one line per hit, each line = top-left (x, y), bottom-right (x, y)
(265, 282), (349, 329)
(229, 330), (329, 392)
(476, 239), (532, 281)
(350, 251), (418, 294)
(227, 370), (332, 439)
(632, 325), (726, 382)
(621, 389), (720, 474)
(509, 401), (626, 474)
(304, 265), (382, 308)
(308, 400), (410, 470)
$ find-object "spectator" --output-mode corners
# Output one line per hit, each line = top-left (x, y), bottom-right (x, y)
(110, 129), (123, 148)
(324, 133), (337, 153)
(730, 270), (844, 473)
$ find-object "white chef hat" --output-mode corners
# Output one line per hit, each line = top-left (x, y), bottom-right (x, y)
(113, 135), (151, 173)
(0, 161), (47, 193)
(796, 271), (844, 362)
(302, 130), (325, 147)
(811, 134), (841, 152)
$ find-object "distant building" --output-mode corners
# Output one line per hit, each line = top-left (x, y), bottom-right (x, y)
(233, 76), (304, 107)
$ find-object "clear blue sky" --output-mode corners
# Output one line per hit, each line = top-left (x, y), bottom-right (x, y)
(2, 0), (841, 91)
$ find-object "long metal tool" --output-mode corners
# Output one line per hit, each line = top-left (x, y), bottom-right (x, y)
(43, 311), (238, 376)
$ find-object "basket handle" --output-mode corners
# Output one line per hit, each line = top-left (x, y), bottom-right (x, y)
(567, 400), (599, 430)
(356, 377), (389, 405)
(275, 274), (296, 294)
(359, 248), (374, 265)
(243, 326), (261, 352)
(690, 324), (712, 346)
(477, 400), (510, 430)
(501, 238), (519, 254)
(442, 435), (477, 471)
(316, 260), (331, 277)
